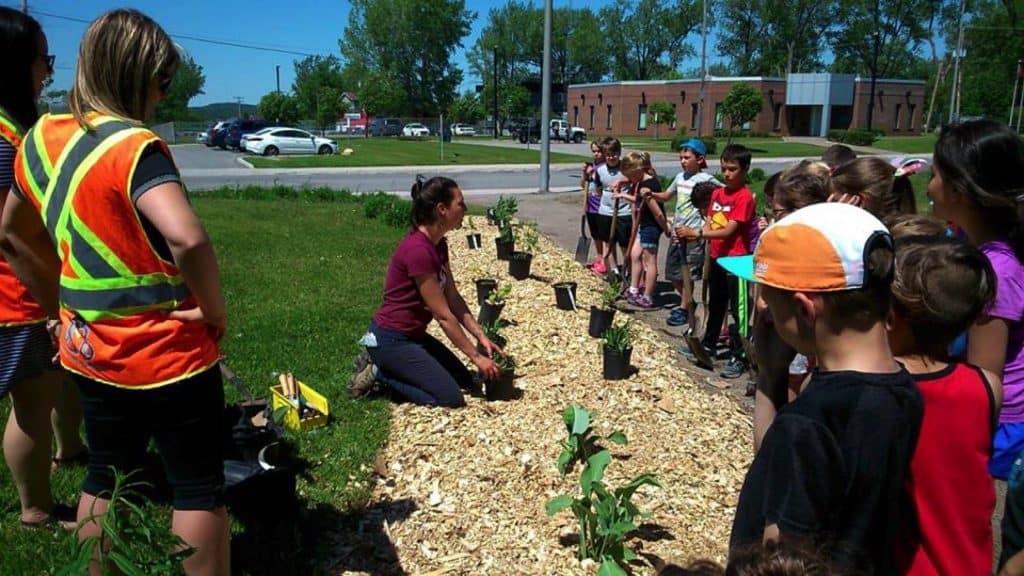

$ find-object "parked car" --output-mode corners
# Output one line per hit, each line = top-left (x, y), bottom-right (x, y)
(224, 119), (270, 150)
(242, 127), (337, 156)
(402, 122), (430, 137)
(450, 123), (476, 136)
(207, 121), (231, 148)
(368, 118), (402, 137)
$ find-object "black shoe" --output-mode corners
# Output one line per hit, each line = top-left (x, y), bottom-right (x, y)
(352, 350), (371, 374)
(720, 357), (748, 379)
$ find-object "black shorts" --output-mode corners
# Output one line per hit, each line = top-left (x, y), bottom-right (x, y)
(75, 366), (226, 510)
(585, 212), (602, 240)
(592, 214), (633, 248)
(664, 239), (706, 282)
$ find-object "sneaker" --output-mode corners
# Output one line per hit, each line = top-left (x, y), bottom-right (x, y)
(719, 357), (749, 379)
(352, 350), (371, 374)
(633, 294), (657, 309)
(591, 260), (607, 274)
(347, 362), (377, 399)
(666, 308), (688, 326)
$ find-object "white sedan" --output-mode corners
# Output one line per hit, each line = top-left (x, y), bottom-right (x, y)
(402, 123), (430, 137)
(243, 127), (337, 156)
(451, 123), (476, 136)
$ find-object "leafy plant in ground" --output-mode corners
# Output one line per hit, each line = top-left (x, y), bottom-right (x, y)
(546, 405), (660, 575)
(59, 469), (193, 576)
(492, 350), (516, 373)
(602, 319), (633, 353)
(516, 221), (539, 253)
(599, 278), (621, 310)
(486, 283), (511, 305)
(480, 320), (504, 342)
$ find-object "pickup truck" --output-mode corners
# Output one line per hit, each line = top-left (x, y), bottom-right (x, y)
(512, 119), (586, 144)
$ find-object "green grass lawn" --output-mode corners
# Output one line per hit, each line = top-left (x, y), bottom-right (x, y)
(873, 134), (938, 154)
(0, 187), (396, 574)
(621, 136), (828, 158)
(246, 138), (588, 168)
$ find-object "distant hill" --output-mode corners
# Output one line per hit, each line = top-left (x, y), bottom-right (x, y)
(190, 102), (259, 121)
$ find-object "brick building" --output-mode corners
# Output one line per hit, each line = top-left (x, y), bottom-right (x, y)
(567, 73), (927, 138)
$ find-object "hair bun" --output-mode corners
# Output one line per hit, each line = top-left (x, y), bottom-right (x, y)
(410, 174), (426, 200)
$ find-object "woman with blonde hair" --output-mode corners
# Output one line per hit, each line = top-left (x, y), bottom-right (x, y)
(1, 9), (228, 574)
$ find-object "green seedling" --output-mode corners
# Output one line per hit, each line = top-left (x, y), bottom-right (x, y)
(602, 319), (633, 353)
(486, 284), (512, 305)
(517, 221), (539, 253)
(600, 279), (621, 310)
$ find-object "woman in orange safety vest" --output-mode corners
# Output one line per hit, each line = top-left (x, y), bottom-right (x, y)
(1, 9), (229, 574)
(0, 6), (85, 530)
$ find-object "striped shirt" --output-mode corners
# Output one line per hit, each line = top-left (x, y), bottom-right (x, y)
(0, 137), (14, 192)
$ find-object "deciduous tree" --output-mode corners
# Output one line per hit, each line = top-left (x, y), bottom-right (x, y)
(448, 92), (484, 124)
(258, 92), (301, 125)
(648, 101), (676, 139)
(720, 82), (763, 141)
(292, 55), (345, 122)
(154, 56), (205, 123)
(599, 0), (700, 80)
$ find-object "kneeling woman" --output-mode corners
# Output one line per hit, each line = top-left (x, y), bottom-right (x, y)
(350, 177), (501, 407)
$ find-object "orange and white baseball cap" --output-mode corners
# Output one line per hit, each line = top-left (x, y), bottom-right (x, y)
(718, 203), (893, 292)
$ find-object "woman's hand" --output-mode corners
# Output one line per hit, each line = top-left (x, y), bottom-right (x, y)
(477, 336), (503, 358)
(167, 305), (227, 342)
(473, 353), (502, 382)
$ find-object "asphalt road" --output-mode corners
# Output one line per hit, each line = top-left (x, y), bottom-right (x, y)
(173, 143), (808, 195)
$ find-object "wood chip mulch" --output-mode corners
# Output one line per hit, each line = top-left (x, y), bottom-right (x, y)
(332, 218), (754, 575)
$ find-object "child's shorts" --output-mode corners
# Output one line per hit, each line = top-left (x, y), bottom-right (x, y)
(991, 422), (1024, 480)
(664, 239), (705, 282)
(638, 225), (661, 249)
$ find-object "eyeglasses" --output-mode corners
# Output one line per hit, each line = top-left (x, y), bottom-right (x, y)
(44, 54), (55, 74)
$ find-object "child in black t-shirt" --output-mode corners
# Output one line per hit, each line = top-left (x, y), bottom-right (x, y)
(615, 151), (670, 309)
(718, 203), (923, 575)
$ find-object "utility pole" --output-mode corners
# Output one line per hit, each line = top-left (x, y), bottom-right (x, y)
(539, 0), (552, 193)
(234, 96), (243, 119)
(275, 65), (281, 94)
(866, 31), (881, 130)
(1010, 60), (1021, 128)
(948, 0), (966, 124)
(924, 60), (945, 133)
(492, 46), (499, 138)
(696, 0), (707, 136)
(21, 0), (27, 13)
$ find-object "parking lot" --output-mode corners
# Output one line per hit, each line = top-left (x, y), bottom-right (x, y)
(172, 143), (249, 170)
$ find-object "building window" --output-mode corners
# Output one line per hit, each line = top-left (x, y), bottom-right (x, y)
(908, 104), (916, 131)
(589, 105), (595, 130)
(772, 103), (782, 131)
(638, 104), (648, 130)
(691, 103), (698, 128)
(714, 103), (724, 130)
(894, 103), (902, 131)
(607, 105), (613, 129)
(573, 106), (579, 127)
(671, 103), (677, 129)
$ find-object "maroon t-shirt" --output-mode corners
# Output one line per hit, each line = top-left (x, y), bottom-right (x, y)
(373, 231), (449, 337)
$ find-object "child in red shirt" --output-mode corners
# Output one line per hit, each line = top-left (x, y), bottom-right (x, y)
(680, 144), (755, 379)
(888, 232), (1000, 575)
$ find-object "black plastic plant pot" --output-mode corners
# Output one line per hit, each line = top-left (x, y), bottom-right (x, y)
(495, 237), (515, 261)
(476, 336), (508, 357)
(475, 278), (497, 306)
(486, 208), (498, 225)
(588, 306), (616, 338)
(602, 345), (633, 380)
(508, 252), (533, 280)
(478, 300), (505, 325)
(486, 370), (516, 401)
(553, 282), (578, 311)
(466, 233), (482, 250)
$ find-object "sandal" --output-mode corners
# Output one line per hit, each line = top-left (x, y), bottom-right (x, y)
(52, 448), (89, 469)
(21, 503), (77, 530)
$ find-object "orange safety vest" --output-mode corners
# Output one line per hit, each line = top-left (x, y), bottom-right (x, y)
(13, 113), (218, 388)
(0, 107), (46, 326)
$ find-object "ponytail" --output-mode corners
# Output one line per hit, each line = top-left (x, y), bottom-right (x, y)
(409, 175), (458, 228)
(830, 157), (916, 220)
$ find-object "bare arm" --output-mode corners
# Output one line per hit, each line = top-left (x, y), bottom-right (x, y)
(418, 273), (500, 380)
(0, 191), (60, 315)
(968, 316), (1010, 380)
(643, 193), (671, 235)
(135, 182), (226, 338)
(701, 220), (740, 240)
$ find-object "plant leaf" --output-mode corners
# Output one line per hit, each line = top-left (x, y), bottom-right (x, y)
(571, 405), (591, 436)
(583, 450), (611, 490)
(614, 473), (662, 502)
(597, 558), (629, 576)
(546, 495), (574, 516)
(623, 548), (637, 561)
(605, 431), (627, 445)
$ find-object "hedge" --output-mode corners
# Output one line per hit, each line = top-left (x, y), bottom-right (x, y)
(826, 129), (879, 146)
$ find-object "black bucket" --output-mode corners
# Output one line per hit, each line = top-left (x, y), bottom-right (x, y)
(486, 370), (516, 401)
(602, 346), (633, 380)
(495, 237), (515, 261)
(588, 306), (616, 338)
(478, 301), (505, 325)
(508, 252), (533, 280)
(475, 278), (497, 306)
(553, 282), (578, 311)
(466, 233), (482, 250)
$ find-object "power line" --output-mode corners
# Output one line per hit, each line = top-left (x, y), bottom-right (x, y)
(29, 9), (322, 57)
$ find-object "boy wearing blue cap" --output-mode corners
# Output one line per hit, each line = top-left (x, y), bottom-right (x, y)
(649, 138), (720, 327)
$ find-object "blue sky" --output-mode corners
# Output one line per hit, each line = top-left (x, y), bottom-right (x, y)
(9, 0), (721, 106)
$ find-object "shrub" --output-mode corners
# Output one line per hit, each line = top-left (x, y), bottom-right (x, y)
(362, 193), (394, 219)
(669, 130), (716, 156)
(698, 136), (717, 155)
(382, 200), (411, 228)
(827, 129), (878, 146)
(747, 167), (766, 183)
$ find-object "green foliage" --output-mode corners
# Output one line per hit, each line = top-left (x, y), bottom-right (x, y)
(957, 2), (1024, 122)
(492, 350), (517, 372)
(315, 86), (350, 132)
(721, 83), (763, 138)
(362, 192), (411, 228)
(747, 167), (766, 182)
(600, 279), (621, 310)
(547, 405), (660, 573)
(828, 0), (937, 79)
(827, 128), (878, 146)
(341, 0), (473, 116)
(492, 195), (519, 232)
(599, 0), (701, 80)
(258, 92), (302, 125)
(516, 221), (539, 253)
(669, 128), (691, 152)
(487, 283), (512, 305)
(292, 55), (345, 122)
(447, 91), (485, 124)
(154, 56), (205, 123)
(59, 470), (193, 575)
(480, 320), (504, 342)
(647, 101), (676, 138)
(716, 0), (832, 76)
(602, 319), (633, 353)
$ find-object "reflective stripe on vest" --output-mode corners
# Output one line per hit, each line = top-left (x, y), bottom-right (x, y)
(20, 116), (193, 321)
(0, 108), (22, 147)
